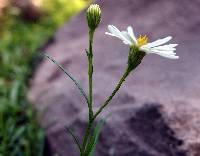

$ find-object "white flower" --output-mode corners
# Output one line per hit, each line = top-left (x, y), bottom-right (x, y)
(105, 25), (179, 59)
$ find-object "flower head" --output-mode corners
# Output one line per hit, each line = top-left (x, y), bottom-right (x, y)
(87, 4), (101, 30)
(106, 25), (179, 59)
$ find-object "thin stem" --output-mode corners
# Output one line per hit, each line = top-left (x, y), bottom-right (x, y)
(81, 29), (95, 156)
(88, 29), (94, 120)
(81, 120), (93, 156)
(93, 47), (145, 120)
(93, 67), (130, 120)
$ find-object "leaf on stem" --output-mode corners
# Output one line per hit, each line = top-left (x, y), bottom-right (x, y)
(84, 115), (110, 156)
(66, 127), (82, 153)
(42, 53), (89, 104)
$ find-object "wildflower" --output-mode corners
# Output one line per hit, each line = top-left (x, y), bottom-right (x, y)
(87, 4), (101, 30)
(106, 25), (179, 59)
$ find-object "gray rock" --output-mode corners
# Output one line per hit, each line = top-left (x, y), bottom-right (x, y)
(28, 0), (200, 155)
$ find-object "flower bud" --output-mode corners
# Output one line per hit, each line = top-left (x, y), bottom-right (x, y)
(87, 4), (101, 30)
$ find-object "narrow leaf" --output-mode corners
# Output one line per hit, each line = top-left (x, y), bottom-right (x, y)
(42, 53), (89, 104)
(85, 116), (109, 156)
(66, 127), (82, 153)
(11, 126), (25, 143)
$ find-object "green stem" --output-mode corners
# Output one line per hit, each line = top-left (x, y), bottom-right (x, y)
(88, 29), (94, 120)
(93, 67), (130, 120)
(93, 47), (145, 120)
(81, 120), (93, 156)
(81, 29), (95, 156)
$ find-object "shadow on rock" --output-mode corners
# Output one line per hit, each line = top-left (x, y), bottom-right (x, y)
(97, 104), (186, 156)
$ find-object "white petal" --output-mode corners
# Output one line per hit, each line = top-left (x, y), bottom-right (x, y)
(123, 41), (131, 45)
(149, 50), (178, 59)
(127, 26), (137, 44)
(105, 32), (117, 37)
(106, 25), (132, 45)
(121, 31), (133, 45)
(153, 46), (176, 51)
(165, 44), (178, 48)
(139, 46), (151, 54)
(140, 46), (179, 59)
(151, 49), (176, 55)
(154, 44), (178, 50)
(154, 52), (179, 59)
(143, 36), (172, 48)
(107, 25), (123, 38)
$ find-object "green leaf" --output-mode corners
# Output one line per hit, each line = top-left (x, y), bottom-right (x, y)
(66, 127), (82, 153)
(42, 53), (89, 104)
(10, 80), (21, 103)
(11, 126), (25, 143)
(84, 116), (109, 156)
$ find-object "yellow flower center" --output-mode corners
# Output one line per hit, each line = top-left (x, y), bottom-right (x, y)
(137, 35), (148, 47)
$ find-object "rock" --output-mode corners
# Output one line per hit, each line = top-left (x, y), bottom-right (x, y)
(28, 0), (200, 155)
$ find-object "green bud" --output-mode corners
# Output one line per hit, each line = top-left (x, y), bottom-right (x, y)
(87, 4), (101, 30)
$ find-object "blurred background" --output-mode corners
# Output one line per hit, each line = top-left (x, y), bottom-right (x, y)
(0, 0), (88, 155)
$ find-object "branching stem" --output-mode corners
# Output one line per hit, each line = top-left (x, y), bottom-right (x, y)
(93, 67), (130, 120)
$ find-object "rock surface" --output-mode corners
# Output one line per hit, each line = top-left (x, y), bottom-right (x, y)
(28, 0), (200, 155)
